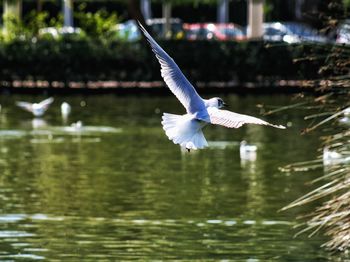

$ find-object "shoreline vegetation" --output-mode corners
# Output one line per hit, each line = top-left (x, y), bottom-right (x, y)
(273, 38), (350, 252)
(0, 79), (328, 94)
(0, 38), (333, 94)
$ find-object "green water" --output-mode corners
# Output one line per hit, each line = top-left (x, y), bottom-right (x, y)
(0, 93), (332, 260)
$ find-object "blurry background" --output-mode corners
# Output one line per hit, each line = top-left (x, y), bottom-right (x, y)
(0, 0), (347, 89)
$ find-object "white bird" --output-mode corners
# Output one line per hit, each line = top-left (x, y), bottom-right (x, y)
(323, 146), (348, 166)
(61, 102), (71, 117)
(339, 107), (350, 126)
(240, 141), (258, 163)
(138, 22), (286, 151)
(71, 120), (83, 131)
(240, 140), (258, 160)
(343, 107), (350, 116)
(61, 102), (71, 123)
(339, 116), (350, 125)
(16, 97), (54, 117)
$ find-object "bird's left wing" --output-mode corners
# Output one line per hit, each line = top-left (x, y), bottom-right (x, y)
(208, 107), (286, 129)
(138, 22), (206, 114)
(38, 97), (54, 111)
(16, 101), (33, 113)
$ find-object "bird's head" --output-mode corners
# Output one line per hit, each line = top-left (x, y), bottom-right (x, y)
(208, 97), (228, 109)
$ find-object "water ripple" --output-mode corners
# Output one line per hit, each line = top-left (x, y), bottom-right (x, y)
(0, 254), (45, 260)
(0, 214), (26, 223)
(0, 214), (293, 227)
(0, 231), (35, 238)
(0, 130), (27, 138)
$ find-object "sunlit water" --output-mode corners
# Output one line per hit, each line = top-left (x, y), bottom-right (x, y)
(0, 93), (334, 260)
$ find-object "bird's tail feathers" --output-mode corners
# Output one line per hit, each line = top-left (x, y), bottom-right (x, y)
(162, 113), (208, 150)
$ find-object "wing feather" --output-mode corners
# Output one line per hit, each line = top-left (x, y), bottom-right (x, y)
(38, 97), (54, 111)
(16, 101), (33, 113)
(138, 21), (205, 114)
(208, 107), (286, 129)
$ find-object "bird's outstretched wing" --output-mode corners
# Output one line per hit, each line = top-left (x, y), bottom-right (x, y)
(16, 101), (33, 113)
(38, 97), (54, 111)
(138, 21), (206, 114)
(207, 107), (286, 129)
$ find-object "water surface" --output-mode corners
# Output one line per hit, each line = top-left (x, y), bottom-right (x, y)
(0, 93), (332, 260)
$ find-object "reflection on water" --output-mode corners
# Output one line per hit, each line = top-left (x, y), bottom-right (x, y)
(0, 94), (333, 260)
(53, 125), (121, 134)
(0, 130), (27, 139)
(0, 214), (318, 261)
(0, 123), (121, 145)
(30, 137), (102, 144)
(207, 140), (238, 149)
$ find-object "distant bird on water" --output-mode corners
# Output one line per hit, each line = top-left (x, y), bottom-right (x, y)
(61, 102), (71, 122)
(138, 22), (285, 151)
(16, 97), (54, 117)
(240, 140), (258, 161)
(61, 102), (71, 116)
(339, 107), (350, 126)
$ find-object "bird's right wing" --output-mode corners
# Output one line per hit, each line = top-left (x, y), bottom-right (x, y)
(16, 101), (33, 113)
(38, 97), (54, 111)
(208, 107), (286, 129)
(138, 22), (206, 114)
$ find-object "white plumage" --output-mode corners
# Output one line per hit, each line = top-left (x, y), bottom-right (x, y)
(240, 140), (257, 161)
(138, 22), (285, 151)
(323, 146), (346, 166)
(16, 97), (54, 117)
(61, 102), (71, 118)
(343, 107), (350, 116)
(207, 107), (286, 129)
(71, 120), (83, 131)
(162, 113), (208, 150)
(339, 107), (350, 126)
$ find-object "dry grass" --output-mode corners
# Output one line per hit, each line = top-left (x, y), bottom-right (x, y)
(277, 92), (350, 252)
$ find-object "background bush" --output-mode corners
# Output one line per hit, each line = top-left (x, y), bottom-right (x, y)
(0, 38), (328, 87)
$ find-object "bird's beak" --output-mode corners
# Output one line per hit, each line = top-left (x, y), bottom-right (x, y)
(223, 102), (229, 108)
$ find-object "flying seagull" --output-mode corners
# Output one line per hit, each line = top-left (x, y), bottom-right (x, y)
(16, 97), (54, 117)
(138, 22), (285, 151)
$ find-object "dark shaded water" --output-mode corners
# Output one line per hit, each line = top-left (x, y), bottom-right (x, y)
(0, 93), (333, 260)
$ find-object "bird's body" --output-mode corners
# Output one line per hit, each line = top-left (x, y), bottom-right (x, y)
(240, 140), (257, 153)
(61, 101), (71, 124)
(343, 107), (350, 116)
(339, 107), (350, 126)
(240, 140), (257, 161)
(61, 102), (71, 118)
(16, 97), (54, 117)
(138, 22), (285, 150)
(70, 120), (83, 131)
(322, 146), (348, 166)
(162, 113), (208, 149)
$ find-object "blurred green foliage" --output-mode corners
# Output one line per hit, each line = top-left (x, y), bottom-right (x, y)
(25, 10), (63, 35)
(1, 13), (25, 42)
(1, 8), (120, 42)
(75, 3), (120, 40)
(344, 0), (350, 8)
